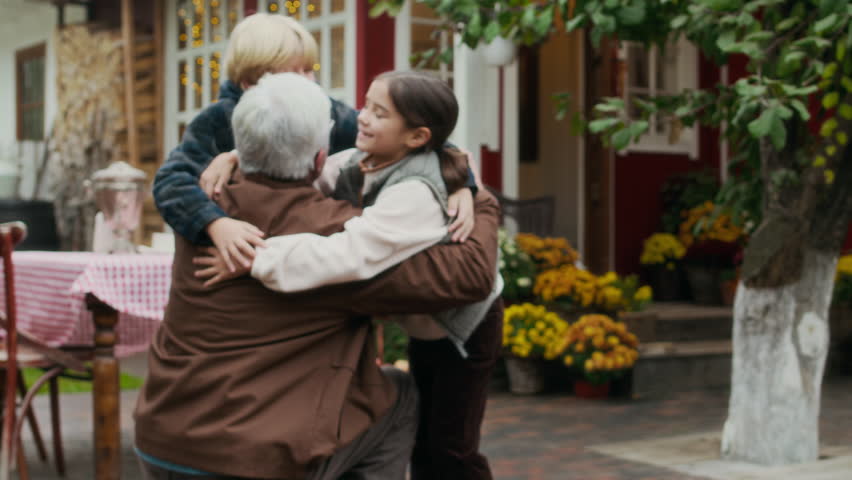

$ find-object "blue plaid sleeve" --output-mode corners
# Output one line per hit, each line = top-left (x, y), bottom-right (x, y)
(153, 102), (235, 245)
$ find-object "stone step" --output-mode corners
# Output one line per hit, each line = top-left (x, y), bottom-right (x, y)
(631, 340), (732, 398)
(622, 302), (733, 344)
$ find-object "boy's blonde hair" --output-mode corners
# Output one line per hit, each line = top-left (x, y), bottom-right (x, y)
(225, 13), (319, 87)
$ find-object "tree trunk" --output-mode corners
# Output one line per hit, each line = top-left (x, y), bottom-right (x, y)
(721, 248), (836, 465)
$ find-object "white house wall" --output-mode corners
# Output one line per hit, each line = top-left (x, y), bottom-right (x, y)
(451, 43), (501, 186)
(518, 31), (584, 250)
(0, 4), (86, 199)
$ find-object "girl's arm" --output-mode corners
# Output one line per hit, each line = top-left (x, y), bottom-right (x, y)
(250, 180), (447, 292)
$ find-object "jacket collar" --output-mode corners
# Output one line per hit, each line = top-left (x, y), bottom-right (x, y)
(219, 80), (243, 103)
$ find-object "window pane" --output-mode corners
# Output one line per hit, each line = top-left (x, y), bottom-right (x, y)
(657, 45), (678, 94)
(628, 44), (648, 89)
(627, 93), (646, 120)
(22, 58), (45, 104)
(331, 25), (345, 89)
(209, 0), (224, 43)
(311, 30), (322, 74)
(226, 0), (240, 33)
(194, 56), (204, 109)
(191, 1), (205, 48)
(289, 1), (302, 20)
(178, 123), (187, 141)
(177, 0), (189, 49)
(655, 113), (670, 135)
(307, 0), (321, 18)
(210, 52), (222, 102)
(22, 107), (44, 140)
(331, 0), (345, 12)
(179, 60), (188, 112)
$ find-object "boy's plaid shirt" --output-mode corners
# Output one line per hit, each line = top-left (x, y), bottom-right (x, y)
(153, 80), (359, 244)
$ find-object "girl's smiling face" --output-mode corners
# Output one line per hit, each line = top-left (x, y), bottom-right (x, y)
(356, 79), (429, 163)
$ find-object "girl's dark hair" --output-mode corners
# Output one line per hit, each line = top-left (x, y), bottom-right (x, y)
(376, 71), (469, 193)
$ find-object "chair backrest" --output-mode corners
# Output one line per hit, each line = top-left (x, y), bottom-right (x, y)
(0, 221), (87, 372)
(0, 221), (26, 477)
(485, 186), (556, 237)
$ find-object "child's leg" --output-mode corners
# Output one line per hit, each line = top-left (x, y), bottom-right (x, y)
(408, 298), (503, 480)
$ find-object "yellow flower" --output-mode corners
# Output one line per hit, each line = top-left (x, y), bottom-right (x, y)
(564, 355), (574, 366)
(516, 233), (579, 270)
(502, 302), (569, 359)
(634, 286), (653, 303)
(640, 233), (686, 265)
(837, 255), (852, 279)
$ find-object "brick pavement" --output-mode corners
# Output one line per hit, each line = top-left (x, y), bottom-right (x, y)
(17, 377), (852, 479)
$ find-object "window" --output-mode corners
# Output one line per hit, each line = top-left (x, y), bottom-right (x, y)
(165, 0), (355, 149)
(170, 0), (239, 146)
(621, 37), (697, 158)
(16, 43), (46, 141)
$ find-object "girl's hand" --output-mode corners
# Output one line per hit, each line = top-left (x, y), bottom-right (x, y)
(205, 217), (266, 272)
(448, 188), (475, 243)
(193, 246), (251, 287)
(201, 150), (240, 199)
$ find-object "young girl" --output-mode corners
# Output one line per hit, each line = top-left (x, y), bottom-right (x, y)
(197, 71), (503, 479)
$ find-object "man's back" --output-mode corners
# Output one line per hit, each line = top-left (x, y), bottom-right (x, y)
(135, 173), (394, 479)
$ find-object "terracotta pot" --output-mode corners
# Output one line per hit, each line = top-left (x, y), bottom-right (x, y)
(574, 379), (610, 399)
(720, 279), (738, 306)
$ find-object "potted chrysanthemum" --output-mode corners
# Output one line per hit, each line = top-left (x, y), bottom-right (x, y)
(560, 314), (640, 398)
(502, 303), (570, 394)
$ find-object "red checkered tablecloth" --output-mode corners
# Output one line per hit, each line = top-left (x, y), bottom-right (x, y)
(1, 251), (173, 358)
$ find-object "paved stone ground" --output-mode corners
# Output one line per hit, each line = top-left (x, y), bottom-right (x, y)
(16, 375), (852, 479)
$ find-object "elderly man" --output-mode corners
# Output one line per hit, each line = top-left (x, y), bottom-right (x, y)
(134, 72), (500, 480)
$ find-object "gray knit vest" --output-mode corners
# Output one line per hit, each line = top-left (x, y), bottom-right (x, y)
(331, 149), (502, 357)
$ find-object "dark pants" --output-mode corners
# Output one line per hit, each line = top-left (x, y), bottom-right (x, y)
(139, 367), (418, 480)
(408, 298), (503, 480)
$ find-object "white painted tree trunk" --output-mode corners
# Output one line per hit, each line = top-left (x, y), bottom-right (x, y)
(721, 249), (837, 465)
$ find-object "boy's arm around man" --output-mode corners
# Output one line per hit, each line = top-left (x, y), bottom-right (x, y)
(153, 100), (235, 244)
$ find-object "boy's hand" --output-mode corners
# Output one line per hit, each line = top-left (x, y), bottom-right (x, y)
(201, 150), (240, 199)
(193, 246), (251, 287)
(448, 188), (475, 243)
(205, 217), (266, 272)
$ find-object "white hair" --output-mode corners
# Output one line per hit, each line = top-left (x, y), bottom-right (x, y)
(232, 73), (331, 180)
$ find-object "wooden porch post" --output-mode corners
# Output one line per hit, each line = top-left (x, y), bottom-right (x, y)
(121, 0), (139, 167)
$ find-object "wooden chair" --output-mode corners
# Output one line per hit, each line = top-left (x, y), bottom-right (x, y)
(0, 222), (91, 480)
(485, 186), (556, 237)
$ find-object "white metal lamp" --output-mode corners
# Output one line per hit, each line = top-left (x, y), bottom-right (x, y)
(482, 35), (517, 67)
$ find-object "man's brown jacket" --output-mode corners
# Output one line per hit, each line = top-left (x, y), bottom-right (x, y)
(134, 172), (499, 479)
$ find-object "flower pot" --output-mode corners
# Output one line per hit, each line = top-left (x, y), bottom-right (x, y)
(504, 356), (546, 395)
(573, 379), (610, 399)
(720, 279), (738, 306)
(644, 264), (687, 301)
(684, 265), (723, 305)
